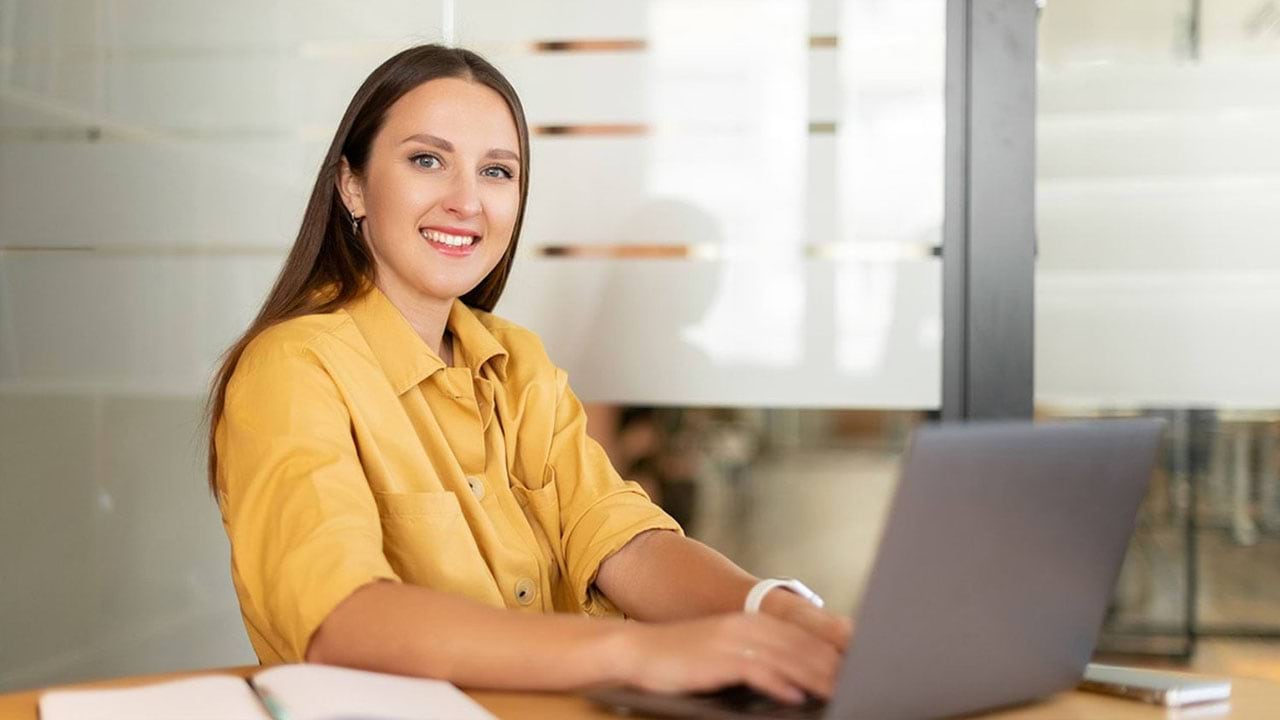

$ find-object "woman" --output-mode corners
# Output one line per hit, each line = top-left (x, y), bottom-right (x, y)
(208, 44), (847, 705)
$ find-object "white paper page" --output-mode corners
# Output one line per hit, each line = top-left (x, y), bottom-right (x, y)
(39, 675), (267, 720)
(254, 664), (497, 720)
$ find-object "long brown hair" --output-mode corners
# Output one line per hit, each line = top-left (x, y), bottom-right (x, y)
(206, 44), (530, 492)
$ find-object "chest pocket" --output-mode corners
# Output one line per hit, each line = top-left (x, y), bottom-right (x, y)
(373, 490), (505, 607)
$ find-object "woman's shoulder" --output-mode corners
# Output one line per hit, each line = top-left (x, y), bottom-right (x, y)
(236, 311), (353, 378)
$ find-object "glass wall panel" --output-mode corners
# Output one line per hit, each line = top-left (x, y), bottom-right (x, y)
(1, 0), (945, 689)
(458, 0), (943, 408)
(1037, 0), (1280, 651)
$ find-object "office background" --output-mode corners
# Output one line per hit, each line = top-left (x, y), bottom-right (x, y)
(1, 0), (1278, 691)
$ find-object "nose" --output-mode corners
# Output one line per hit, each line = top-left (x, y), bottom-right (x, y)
(441, 172), (482, 219)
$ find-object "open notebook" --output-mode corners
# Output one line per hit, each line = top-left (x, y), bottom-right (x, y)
(39, 663), (498, 720)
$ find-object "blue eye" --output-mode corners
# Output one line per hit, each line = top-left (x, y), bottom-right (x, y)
(482, 165), (515, 180)
(411, 153), (441, 169)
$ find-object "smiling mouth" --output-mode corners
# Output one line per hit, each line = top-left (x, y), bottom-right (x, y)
(420, 228), (480, 248)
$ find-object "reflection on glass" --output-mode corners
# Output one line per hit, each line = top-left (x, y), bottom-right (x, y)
(648, 0), (808, 367)
(830, 1), (944, 383)
(838, 0), (944, 247)
(835, 264), (897, 375)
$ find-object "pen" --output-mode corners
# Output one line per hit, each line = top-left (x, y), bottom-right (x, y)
(247, 679), (292, 720)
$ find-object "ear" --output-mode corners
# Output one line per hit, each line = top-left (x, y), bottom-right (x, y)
(335, 156), (366, 218)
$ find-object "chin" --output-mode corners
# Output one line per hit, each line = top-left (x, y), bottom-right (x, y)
(416, 279), (482, 304)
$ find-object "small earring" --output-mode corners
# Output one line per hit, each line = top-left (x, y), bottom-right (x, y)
(350, 211), (363, 235)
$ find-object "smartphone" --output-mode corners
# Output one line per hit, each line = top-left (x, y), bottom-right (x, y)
(1079, 664), (1232, 707)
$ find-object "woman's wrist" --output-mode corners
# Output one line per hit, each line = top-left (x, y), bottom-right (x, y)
(746, 578), (824, 615)
(757, 582), (813, 619)
(591, 619), (644, 686)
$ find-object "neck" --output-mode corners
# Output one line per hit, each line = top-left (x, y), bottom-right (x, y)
(374, 279), (453, 361)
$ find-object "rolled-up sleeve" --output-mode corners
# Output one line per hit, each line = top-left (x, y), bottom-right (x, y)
(549, 369), (683, 616)
(217, 344), (400, 661)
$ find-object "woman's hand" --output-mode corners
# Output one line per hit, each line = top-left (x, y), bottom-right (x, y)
(759, 587), (852, 653)
(613, 612), (842, 705)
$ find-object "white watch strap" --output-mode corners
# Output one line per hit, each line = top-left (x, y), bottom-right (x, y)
(744, 578), (825, 614)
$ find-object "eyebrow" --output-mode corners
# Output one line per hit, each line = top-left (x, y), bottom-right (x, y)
(400, 132), (520, 163)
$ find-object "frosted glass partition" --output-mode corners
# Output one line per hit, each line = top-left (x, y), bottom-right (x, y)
(1036, 55), (1280, 409)
(1037, 0), (1280, 409)
(0, 0), (944, 689)
(459, 0), (944, 408)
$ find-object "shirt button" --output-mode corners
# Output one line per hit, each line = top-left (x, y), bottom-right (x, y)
(514, 578), (537, 606)
(466, 475), (485, 501)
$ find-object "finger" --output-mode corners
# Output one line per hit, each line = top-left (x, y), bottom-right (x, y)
(786, 605), (851, 652)
(743, 618), (840, 698)
(834, 615), (853, 648)
(738, 654), (808, 705)
(753, 612), (841, 666)
(764, 642), (839, 699)
(725, 613), (839, 695)
(810, 610), (852, 652)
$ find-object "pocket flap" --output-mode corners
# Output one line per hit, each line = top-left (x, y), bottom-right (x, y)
(373, 490), (462, 520)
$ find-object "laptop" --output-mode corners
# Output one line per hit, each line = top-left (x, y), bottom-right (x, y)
(587, 419), (1166, 719)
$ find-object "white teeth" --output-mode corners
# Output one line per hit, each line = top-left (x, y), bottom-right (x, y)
(421, 229), (476, 247)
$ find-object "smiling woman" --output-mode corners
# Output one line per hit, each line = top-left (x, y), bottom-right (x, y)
(205, 44), (848, 705)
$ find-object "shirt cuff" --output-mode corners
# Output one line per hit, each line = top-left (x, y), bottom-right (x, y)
(563, 483), (684, 617)
(269, 542), (402, 662)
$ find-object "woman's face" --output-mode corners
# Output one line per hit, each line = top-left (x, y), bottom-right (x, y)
(340, 77), (521, 308)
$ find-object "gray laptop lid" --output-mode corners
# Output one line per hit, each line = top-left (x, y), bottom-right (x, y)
(827, 419), (1165, 719)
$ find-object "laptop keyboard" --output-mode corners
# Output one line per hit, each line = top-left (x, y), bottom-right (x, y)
(693, 685), (827, 719)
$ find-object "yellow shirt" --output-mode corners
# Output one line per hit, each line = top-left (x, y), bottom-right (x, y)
(215, 286), (682, 663)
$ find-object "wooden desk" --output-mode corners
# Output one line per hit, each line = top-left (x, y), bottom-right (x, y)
(1, 665), (1275, 719)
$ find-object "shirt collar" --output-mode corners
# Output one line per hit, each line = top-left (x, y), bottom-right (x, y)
(448, 298), (510, 383)
(344, 286), (509, 396)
